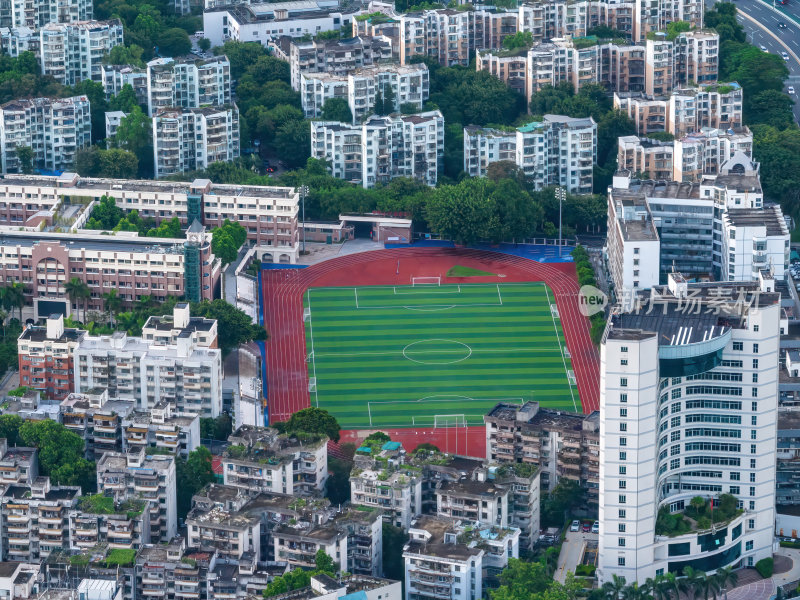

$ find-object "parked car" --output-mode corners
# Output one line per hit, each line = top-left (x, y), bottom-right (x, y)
(570, 520), (580, 532)
(783, 51), (790, 61)
(789, 86), (796, 94)
(761, 45), (768, 52)
(592, 521), (599, 534)
(582, 522), (591, 532)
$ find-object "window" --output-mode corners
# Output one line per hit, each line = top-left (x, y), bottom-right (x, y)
(621, 346), (628, 353)
(619, 480), (627, 489)
(752, 402), (758, 412)
(749, 473), (756, 482)
(621, 378), (628, 387)
(618, 538), (626, 547)
(749, 501), (755, 510)
(730, 486), (740, 494)
(730, 472), (740, 481)
(619, 509), (626, 519)
(620, 451), (627, 461)
(733, 342), (743, 351)
(753, 343), (759, 354)
(618, 557), (626, 566)
(750, 459), (756, 469)
(745, 540), (753, 551)
(751, 416), (757, 426)
(751, 430), (757, 440)
(672, 402), (681, 414)
(748, 519), (755, 529)
(752, 373), (758, 383)
(751, 388), (758, 398)
(671, 416), (681, 428)
(620, 437), (627, 446)
(751, 444), (757, 454)
(620, 423), (627, 432)
(671, 431), (681, 441)
(749, 486), (755, 496)
(621, 359), (628, 366)
(620, 393), (628, 403)
(672, 389), (682, 399)
(671, 444), (680, 456)
(753, 325), (759, 332)
(671, 458), (680, 470)
(620, 408), (628, 417)
(618, 523), (626, 532)
(753, 359), (758, 369)
(619, 466), (627, 475)
(619, 495), (626, 504)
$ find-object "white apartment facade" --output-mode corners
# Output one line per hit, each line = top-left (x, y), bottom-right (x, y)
(311, 110), (443, 188)
(350, 468), (422, 530)
(300, 63), (429, 123)
(288, 35), (393, 91)
(598, 275), (779, 584)
(101, 64), (147, 105)
(152, 106), (240, 178)
(0, 96), (91, 173)
(722, 206), (790, 283)
(464, 114), (597, 194)
(146, 55), (231, 117)
(39, 20), (123, 86)
(0, 25), (38, 56)
(0, 0), (92, 29)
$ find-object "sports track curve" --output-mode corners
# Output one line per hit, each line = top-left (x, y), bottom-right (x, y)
(261, 247), (600, 457)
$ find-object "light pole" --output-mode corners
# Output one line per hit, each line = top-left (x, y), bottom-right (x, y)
(556, 186), (565, 257)
(300, 185), (309, 254)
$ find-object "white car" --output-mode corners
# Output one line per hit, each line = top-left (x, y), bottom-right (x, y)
(790, 86), (796, 94)
(592, 521), (600, 534)
(783, 51), (791, 61)
(761, 45), (768, 52)
(570, 520), (580, 532)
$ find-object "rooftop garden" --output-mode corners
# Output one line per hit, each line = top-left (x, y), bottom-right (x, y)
(355, 11), (393, 23)
(102, 548), (137, 568)
(646, 20), (694, 42)
(655, 494), (742, 537)
(78, 494), (115, 515)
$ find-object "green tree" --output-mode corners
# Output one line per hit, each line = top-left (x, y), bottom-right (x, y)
(198, 37), (211, 52)
(382, 84), (396, 114)
(602, 575), (628, 600)
(70, 80), (108, 143)
(105, 44), (145, 67)
(374, 89), (385, 115)
(109, 84), (139, 113)
(382, 524), (408, 581)
(100, 149), (139, 179)
(2, 282), (24, 323)
(113, 106), (153, 177)
(502, 31), (533, 50)
(157, 28), (191, 56)
(102, 289), (123, 326)
(65, 277), (91, 323)
(190, 298), (267, 355)
(273, 119), (311, 168)
(0, 414), (23, 446)
(275, 407), (340, 442)
(214, 40), (268, 78)
(540, 478), (587, 527)
(176, 446), (215, 519)
(425, 178), (496, 245)
(325, 457), (352, 505)
(315, 549), (336, 574)
(199, 414), (233, 441)
(321, 97), (353, 123)
(15, 145), (33, 174)
(19, 420), (96, 491)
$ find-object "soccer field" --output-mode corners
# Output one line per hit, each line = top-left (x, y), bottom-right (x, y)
(303, 282), (578, 429)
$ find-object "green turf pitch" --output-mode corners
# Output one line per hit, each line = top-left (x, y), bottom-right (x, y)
(303, 282), (578, 428)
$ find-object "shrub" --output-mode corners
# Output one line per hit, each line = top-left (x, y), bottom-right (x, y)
(755, 557), (774, 578)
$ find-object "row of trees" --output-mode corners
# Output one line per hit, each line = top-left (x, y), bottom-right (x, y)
(598, 568), (738, 600)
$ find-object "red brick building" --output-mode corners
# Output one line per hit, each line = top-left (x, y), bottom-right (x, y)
(17, 314), (85, 400)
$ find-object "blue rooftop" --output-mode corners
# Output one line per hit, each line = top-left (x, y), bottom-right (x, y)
(382, 441), (402, 451)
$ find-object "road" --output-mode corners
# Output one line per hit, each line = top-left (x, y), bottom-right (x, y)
(555, 530), (598, 583)
(732, 0), (800, 122)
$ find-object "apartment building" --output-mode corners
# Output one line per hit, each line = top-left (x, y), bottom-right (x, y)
(152, 105), (240, 178)
(0, 474), (81, 562)
(0, 96), (91, 173)
(435, 480), (508, 529)
(607, 154), (788, 293)
(350, 462), (423, 530)
(0, 172), (300, 265)
(105, 111), (127, 140)
(311, 110), (444, 188)
(74, 306), (223, 418)
(146, 55), (231, 117)
(203, 0), (353, 48)
(222, 425), (329, 496)
(289, 35), (393, 91)
(186, 503), (261, 560)
(337, 507), (384, 577)
(299, 62), (429, 122)
(121, 401), (200, 458)
(615, 83), (743, 136)
(485, 401), (600, 504)
(598, 275), (779, 583)
(60, 388), (134, 460)
(476, 47), (529, 97)
(0, 440), (37, 487)
(633, 0), (703, 41)
(463, 114), (597, 194)
(96, 447), (177, 542)
(39, 20), (123, 86)
(0, 25), (39, 57)
(135, 540), (214, 600)
(69, 496), (150, 550)
(101, 64), (147, 105)
(404, 517), (482, 600)
(777, 411), (800, 506)
(18, 314), (85, 401)
(0, 0), (92, 29)
(273, 521), (348, 572)
(516, 0), (635, 43)
(618, 127), (754, 182)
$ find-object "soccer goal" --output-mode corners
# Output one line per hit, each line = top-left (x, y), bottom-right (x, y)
(551, 305), (560, 318)
(433, 414), (467, 429)
(308, 377), (317, 392)
(412, 276), (441, 286)
(567, 370), (577, 386)
(303, 307), (311, 321)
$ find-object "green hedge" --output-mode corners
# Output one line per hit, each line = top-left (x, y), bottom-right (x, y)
(781, 540), (800, 548)
(755, 557), (774, 578)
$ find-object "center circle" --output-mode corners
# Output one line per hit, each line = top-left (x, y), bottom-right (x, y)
(402, 339), (472, 365)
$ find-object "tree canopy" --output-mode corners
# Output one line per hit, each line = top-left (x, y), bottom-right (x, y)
(190, 298), (267, 355)
(176, 446), (215, 519)
(273, 407), (340, 442)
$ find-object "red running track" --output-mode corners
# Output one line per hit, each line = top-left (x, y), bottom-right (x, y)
(261, 248), (600, 457)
